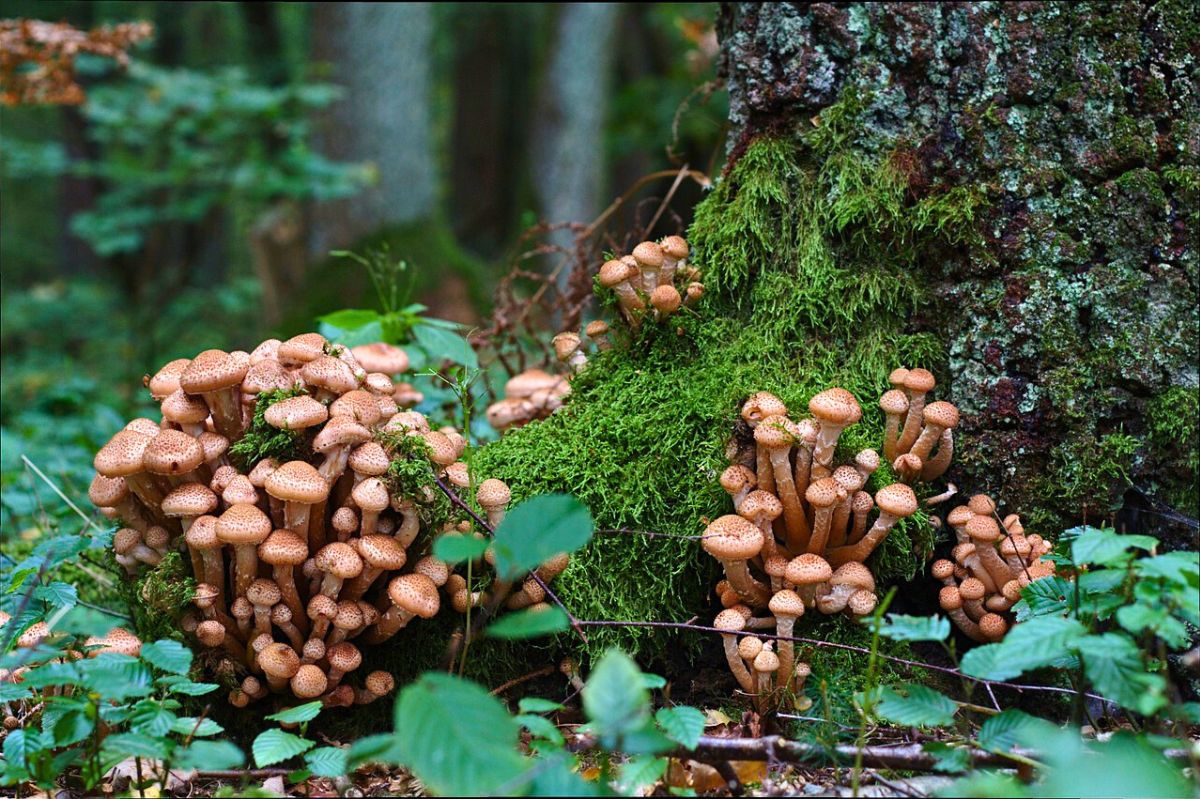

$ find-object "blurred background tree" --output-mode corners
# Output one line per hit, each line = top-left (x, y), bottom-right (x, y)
(0, 2), (725, 528)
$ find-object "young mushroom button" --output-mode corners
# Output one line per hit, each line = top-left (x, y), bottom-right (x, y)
(266, 461), (329, 542)
(215, 503), (273, 599)
(713, 608), (754, 693)
(702, 515), (767, 605)
(476, 479), (511, 528)
(314, 542), (363, 601)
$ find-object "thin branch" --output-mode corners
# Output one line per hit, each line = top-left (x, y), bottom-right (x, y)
(490, 665), (556, 696)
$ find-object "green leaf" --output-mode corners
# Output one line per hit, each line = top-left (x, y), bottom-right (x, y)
(0, 683), (32, 702)
(173, 740), (245, 771)
(923, 742), (971, 773)
(1037, 731), (1191, 798)
(51, 707), (94, 748)
(316, 309), (381, 331)
(1075, 633), (1166, 715)
(432, 533), (489, 564)
(394, 672), (528, 796)
(3, 729), (29, 769)
(977, 709), (1058, 752)
(33, 581), (77, 609)
(617, 755), (668, 793)
(170, 717), (224, 737)
(128, 699), (177, 737)
(516, 714), (565, 746)
(487, 606), (569, 639)
(140, 640), (193, 674)
(877, 614), (951, 642)
(345, 734), (402, 771)
(960, 616), (1087, 681)
(1136, 551), (1199, 585)
(304, 746), (349, 777)
(640, 673), (668, 690)
(56, 607), (121, 637)
(413, 322), (477, 369)
(1116, 602), (1190, 648)
(656, 706), (705, 749)
(1071, 528), (1156, 567)
(265, 701), (323, 724)
(874, 684), (957, 727)
(252, 728), (315, 767)
(527, 750), (602, 796)
(102, 732), (171, 760)
(583, 650), (652, 749)
(21, 661), (81, 689)
(1012, 576), (1073, 621)
(77, 654), (152, 700)
(157, 676), (219, 696)
(491, 494), (593, 581)
(518, 697), (564, 714)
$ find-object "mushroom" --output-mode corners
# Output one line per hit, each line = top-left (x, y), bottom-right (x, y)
(791, 418), (819, 500)
(113, 528), (161, 569)
(365, 573), (441, 643)
(143, 429), (207, 487)
(784, 554), (832, 609)
(713, 609), (754, 693)
(803, 477), (844, 556)
(964, 516), (1016, 587)
(892, 452), (923, 484)
(351, 478), (389, 536)
(958, 577), (987, 622)
(351, 342), (409, 376)
(94, 430), (166, 514)
(879, 389), (910, 462)
(301, 355), (358, 402)
(180, 349), (249, 439)
(258, 642), (301, 692)
(816, 562), (876, 615)
(895, 368), (936, 455)
(939, 586), (984, 642)
(410, 555), (450, 587)
(827, 466), (866, 549)
(768, 590), (805, 690)
(314, 416), (372, 485)
(659, 235), (688, 286)
(264, 395), (328, 431)
(952, 542), (998, 594)
(332, 506), (359, 543)
(719, 465), (757, 512)
(278, 334), (328, 369)
(753, 645), (780, 714)
(845, 589), (878, 617)
(246, 579), (282, 637)
(326, 600), (365, 645)
(215, 502), (273, 599)
(342, 535), (407, 600)
(921, 429), (955, 481)
(147, 358), (191, 400)
(599, 259), (645, 321)
(161, 390), (210, 438)
(910, 401), (960, 462)
(791, 662), (813, 711)
(476, 479), (511, 529)
(978, 613), (1008, 642)
(232, 598), (254, 641)
(763, 554), (788, 593)
(552, 332), (588, 373)
(826, 483), (918, 568)
(196, 620), (246, 662)
(88, 474), (146, 531)
(683, 281), (705, 307)
(161, 482), (218, 535)
(354, 671), (395, 705)
(633, 241), (665, 292)
(701, 515), (768, 606)
(307, 594), (339, 640)
(807, 388), (862, 480)
(185, 515), (226, 604)
(325, 642), (363, 688)
(314, 542), (363, 600)
(266, 461), (330, 545)
(258, 530), (308, 626)
(755, 416), (810, 553)
(301, 637), (326, 665)
(738, 490), (782, 560)
(585, 320), (612, 351)
(291, 663), (329, 700)
(847, 490), (874, 543)
(650, 285), (682, 320)
(221, 475), (259, 508)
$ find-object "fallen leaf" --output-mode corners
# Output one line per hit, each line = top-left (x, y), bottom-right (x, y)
(704, 709), (733, 727)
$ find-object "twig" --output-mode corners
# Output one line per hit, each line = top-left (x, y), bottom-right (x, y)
(597, 527), (704, 540)
(21, 455), (102, 534)
(490, 665), (556, 696)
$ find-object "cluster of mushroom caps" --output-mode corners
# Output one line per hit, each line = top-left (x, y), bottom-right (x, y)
(704, 386), (922, 711)
(932, 494), (1056, 643)
(85, 333), (533, 709)
(879, 368), (959, 484)
(598, 236), (704, 329)
(484, 368), (571, 433)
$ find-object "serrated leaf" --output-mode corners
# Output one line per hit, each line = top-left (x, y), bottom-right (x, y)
(528, 751), (603, 796)
(656, 706), (705, 749)
(3, 728), (29, 769)
(1136, 552), (1199, 585)
(157, 675), (219, 695)
(102, 731), (171, 760)
(518, 697), (564, 714)
(304, 746), (349, 777)
(923, 742), (971, 773)
(1075, 633), (1166, 715)
(172, 740), (245, 771)
(618, 755), (668, 793)
(55, 607), (121, 637)
(77, 653), (152, 699)
(33, 581), (77, 609)
(170, 717), (223, 737)
(128, 699), (177, 737)
(960, 616), (1087, 680)
(1071, 528), (1156, 567)
(140, 640), (193, 675)
(252, 728), (315, 767)
(491, 494), (593, 581)
(0, 682), (32, 702)
(583, 650), (652, 749)
(877, 613), (951, 641)
(394, 672), (528, 796)
(51, 707), (94, 747)
(487, 606), (569, 639)
(1013, 576), (1074, 621)
(265, 701), (322, 724)
(1116, 602), (1190, 648)
(517, 713), (565, 746)
(21, 661), (82, 689)
(413, 322), (477, 369)
(432, 533), (488, 564)
(874, 684), (957, 727)
(345, 733), (402, 771)
(977, 709), (1059, 752)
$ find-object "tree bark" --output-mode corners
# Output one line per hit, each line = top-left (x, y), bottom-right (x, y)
(310, 3), (438, 256)
(716, 2), (1199, 532)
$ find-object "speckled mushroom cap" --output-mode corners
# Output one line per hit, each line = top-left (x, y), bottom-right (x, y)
(805, 477), (843, 509)
(290, 663), (329, 699)
(660, 235), (689, 260)
(922, 401), (960, 430)
(421, 431), (459, 467)
(264, 395), (328, 430)
(332, 600), (364, 629)
(476, 478), (511, 512)
(94, 430), (153, 477)
(331, 507), (358, 538)
(355, 535), (407, 571)
(958, 577), (986, 601)
(740, 392), (787, 425)
(327, 641), (362, 673)
(754, 415), (793, 449)
(365, 670), (395, 696)
(365, 372), (395, 395)
(196, 619), (226, 648)
(851, 490), (874, 515)
(965, 515), (1002, 544)
(193, 583), (220, 608)
(633, 240), (665, 269)
(764, 554), (788, 580)
(833, 465), (866, 494)
(125, 418), (164, 437)
(552, 332), (582, 361)
(598, 259), (636, 289)
(846, 590), (878, 616)
(978, 614), (1008, 641)
(387, 573), (440, 619)
(161, 390), (209, 425)
(931, 559), (956, 580)
(180, 349), (248, 394)
(739, 490), (782, 523)
(248, 458), (279, 488)
(215, 503), (272, 546)
(874, 483), (918, 518)
(198, 432), (229, 463)
(329, 390), (382, 427)
(412, 555), (449, 587)
(938, 585), (963, 611)
(246, 578), (282, 607)
(967, 494), (996, 516)
(947, 505), (974, 529)
(714, 608), (747, 633)
(259, 530), (308, 566)
(86, 627), (142, 657)
(112, 528), (144, 556)
(222, 475), (258, 506)
(737, 636), (763, 660)
(162, 483), (218, 518)
(302, 355), (358, 395)
(830, 562), (876, 593)
(316, 542), (364, 579)
(144, 526), (169, 549)
(888, 367), (910, 389)
(504, 369), (563, 399)
(148, 358), (191, 399)
(719, 465), (756, 495)
(351, 342), (409, 375)
(277, 333), (327, 367)
(808, 387), (863, 427)
(702, 515), (765, 561)
(88, 474), (129, 507)
(348, 443), (390, 478)
(879, 389), (910, 416)
(649, 285), (681, 314)
(855, 449), (881, 474)
(585, 320), (610, 338)
(444, 461), (470, 488)
(258, 642), (300, 680)
(753, 647), (780, 674)
(266, 461), (329, 504)
(185, 515), (220, 550)
(785, 553), (833, 586)
(248, 338), (281, 364)
(308, 594), (337, 622)
(314, 416), (372, 454)
(951, 542), (976, 564)
(351, 477), (389, 513)
(769, 589), (806, 618)
(903, 368), (937, 394)
(143, 430), (205, 476)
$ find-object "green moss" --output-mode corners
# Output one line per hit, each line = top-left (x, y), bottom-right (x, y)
(124, 551), (194, 644)
(229, 387), (310, 469)
(1147, 387), (1200, 516)
(1032, 432), (1140, 527)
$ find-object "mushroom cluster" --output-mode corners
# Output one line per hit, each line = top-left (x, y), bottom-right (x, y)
(703, 387), (925, 708)
(484, 368), (571, 433)
(879, 368), (959, 483)
(932, 494), (1057, 642)
(88, 333), (514, 708)
(598, 236), (704, 329)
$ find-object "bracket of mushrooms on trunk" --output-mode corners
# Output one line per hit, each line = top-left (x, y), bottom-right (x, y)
(90, 334), (569, 709)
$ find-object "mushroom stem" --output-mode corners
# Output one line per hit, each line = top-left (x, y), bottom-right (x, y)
(826, 513), (901, 568)
(827, 495), (853, 549)
(722, 559), (770, 606)
(722, 634), (755, 693)
(921, 430), (954, 481)
(768, 449), (810, 553)
(272, 566), (307, 633)
(232, 545), (258, 599)
(811, 423), (846, 480)
(807, 503), (836, 556)
(283, 501), (312, 545)
(910, 422), (949, 462)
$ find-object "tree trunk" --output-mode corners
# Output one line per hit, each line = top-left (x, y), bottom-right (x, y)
(310, 2), (437, 256)
(531, 3), (622, 293)
(715, 1), (1199, 533)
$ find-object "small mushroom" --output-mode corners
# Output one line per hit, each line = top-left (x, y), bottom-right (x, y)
(768, 590), (805, 689)
(476, 479), (511, 529)
(826, 484), (918, 568)
(354, 671), (395, 705)
(808, 388), (862, 480)
(879, 389), (910, 462)
(365, 573), (440, 643)
(291, 663), (329, 700)
(713, 609), (754, 694)
(258, 642), (301, 693)
(314, 542), (363, 600)
(215, 503), (273, 599)
(325, 642), (363, 688)
(784, 554), (832, 609)
(701, 515), (768, 606)
(752, 645), (780, 714)
(756, 416), (811, 554)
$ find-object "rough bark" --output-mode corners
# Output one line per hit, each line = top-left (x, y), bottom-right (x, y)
(310, 3), (437, 255)
(717, 1), (1199, 532)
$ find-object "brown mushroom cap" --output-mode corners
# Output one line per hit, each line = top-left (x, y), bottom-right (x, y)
(740, 392), (787, 425)
(302, 356), (360, 395)
(94, 430), (153, 477)
(805, 477), (842, 509)
(959, 577), (987, 601)
(875, 483), (919, 517)
(720, 465), (756, 496)
(922, 401), (960, 430)
(266, 461), (330, 504)
(967, 494), (997, 516)
(196, 620), (226, 648)
(143, 430), (205, 476)
(633, 240), (665, 269)
(931, 559), (956, 581)
(830, 562), (876, 593)
(660, 235), (689, 260)
(259, 530), (309, 566)
(808, 388), (863, 427)
(585, 320), (610, 338)
(879, 389), (910, 416)
(650, 285), (682, 315)
(785, 553), (833, 586)
(291, 664), (329, 699)
(162, 483), (218, 518)
(327, 641), (362, 673)
(316, 542), (364, 580)
(965, 515), (1002, 543)
(148, 358), (192, 399)
(221, 475), (258, 506)
(180, 350), (248, 394)
(242, 359), (293, 397)
(737, 636), (763, 660)
(348, 443), (390, 477)
(387, 574), (441, 619)
(702, 515), (765, 561)
(264, 395), (328, 430)
(162, 390), (210, 426)
(247, 578), (282, 608)
(351, 342), (409, 375)
(355, 535), (408, 571)
(753, 648), (780, 674)
(411, 556), (450, 587)
(739, 491), (782, 524)
(598, 258), (636, 289)
(88, 474), (129, 508)
(947, 505), (974, 529)
(903, 368), (937, 394)
(215, 503), (272, 546)
(476, 479), (511, 512)
(328, 391), (382, 427)
(855, 449), (881, 474)
(978, 613), (1008, 641)
(258, 642), (300, 680)
(713, 608), (747, 633)
(365, 670), (395, 696)
(938, 585), (963, 611)
(846, 590), (878, 616)
(768, 589), (806, 618)
(278, 333), (328, 367)
(351, 478), (389, 513)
